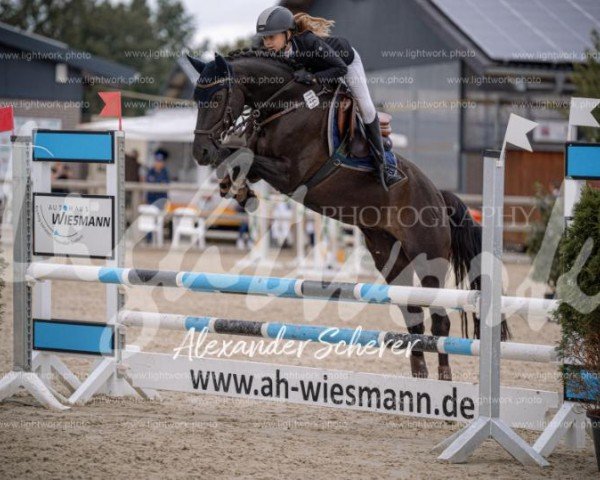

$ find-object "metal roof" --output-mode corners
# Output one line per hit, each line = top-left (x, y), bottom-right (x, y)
(0, 21), (137, 80)
(430, 0), (600, 63)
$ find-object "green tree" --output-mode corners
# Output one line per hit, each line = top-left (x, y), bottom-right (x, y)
(0, 0), (197, 114)
(572, 29), (600, 142)
(555, 186), (600, 411)
(526, 183), (563, 293)
(215, 37), (253, 55)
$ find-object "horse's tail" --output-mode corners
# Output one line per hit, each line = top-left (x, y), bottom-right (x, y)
(440, 190), (510, 340)
(440, 190), (481, 290)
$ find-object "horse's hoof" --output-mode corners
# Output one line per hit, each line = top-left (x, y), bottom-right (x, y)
(410, 356), (429, 378)
(438, 366), (452, 381)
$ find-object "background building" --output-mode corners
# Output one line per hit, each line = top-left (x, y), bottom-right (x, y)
(281, 0), (597, 198)
(0, 21), (137, 179)
(0, 21), (136, 129)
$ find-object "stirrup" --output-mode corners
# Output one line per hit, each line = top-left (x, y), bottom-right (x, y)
(379, 166), (407, 190)
(386, 170), (407, 186)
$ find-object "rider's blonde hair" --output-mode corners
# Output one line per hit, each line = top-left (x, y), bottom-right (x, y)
(293, 12), (334, 37)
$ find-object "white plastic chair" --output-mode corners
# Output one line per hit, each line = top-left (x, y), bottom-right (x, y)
(137, 204), (164, 247)
(271, 203), (292, 247)
(172, 207), (206, 249)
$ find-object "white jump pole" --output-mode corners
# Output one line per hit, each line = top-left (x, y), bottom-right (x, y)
(119, 310), (557, 364)
(26, 261), (557, 317)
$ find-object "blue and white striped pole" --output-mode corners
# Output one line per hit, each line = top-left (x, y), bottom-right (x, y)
(118, 310), (557, 364)
(27, 263), (558, 318)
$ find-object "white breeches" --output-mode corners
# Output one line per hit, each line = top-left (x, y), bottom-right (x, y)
(344, 48), (377, 124)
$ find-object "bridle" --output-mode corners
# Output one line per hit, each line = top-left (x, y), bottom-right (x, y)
(193, 76), (237, 149)
(193, 68), (330, 149)
(192, 60), (346, 195)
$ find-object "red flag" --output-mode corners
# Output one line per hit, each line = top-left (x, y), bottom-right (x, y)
(0, 106), (14, 134)
(98, 91), (122, 130)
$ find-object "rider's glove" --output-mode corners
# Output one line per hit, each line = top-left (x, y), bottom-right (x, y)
(293, 69), (317, 85)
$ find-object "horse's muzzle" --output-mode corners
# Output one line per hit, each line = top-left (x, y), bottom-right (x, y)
(193, 142), (229, 168)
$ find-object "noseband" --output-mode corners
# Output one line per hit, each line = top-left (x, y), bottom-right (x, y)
(193, 77), (236, 149)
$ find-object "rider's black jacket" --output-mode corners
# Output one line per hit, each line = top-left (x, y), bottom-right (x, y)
(290, 31), (355, 84)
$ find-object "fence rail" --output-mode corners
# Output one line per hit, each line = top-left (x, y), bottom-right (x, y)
(0, 178), (538, 234)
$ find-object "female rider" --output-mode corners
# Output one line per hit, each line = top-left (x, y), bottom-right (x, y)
(255, 6), (403, 189)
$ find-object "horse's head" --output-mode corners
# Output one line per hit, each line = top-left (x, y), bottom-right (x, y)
(189, 53), (245, 167)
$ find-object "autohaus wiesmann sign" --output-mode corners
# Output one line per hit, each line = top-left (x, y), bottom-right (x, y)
(33, 193), (115, 259)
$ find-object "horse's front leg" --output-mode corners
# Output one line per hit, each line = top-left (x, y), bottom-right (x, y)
(218, 174), (257, 210)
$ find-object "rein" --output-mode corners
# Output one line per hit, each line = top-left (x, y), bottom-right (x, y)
(193, 64), (337, 194)
(253, 83), (330, 130)
(194, 73), (330, 147)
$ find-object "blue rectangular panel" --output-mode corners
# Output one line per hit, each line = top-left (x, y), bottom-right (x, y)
(33, 130), (114, 163)
(33, 319), (115, 356)
(565, 142), (600, 179)
(563, 365), (600, 403)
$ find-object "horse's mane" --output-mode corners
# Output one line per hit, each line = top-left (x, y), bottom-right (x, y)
(224, 48), (301, 71)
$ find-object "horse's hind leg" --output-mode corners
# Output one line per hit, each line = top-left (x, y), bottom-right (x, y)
(419, 275), (452, 381)
(360, 228), (430, 378)
(404, 306), (430, 379)
(402, 236), (454, 381)
(401, 263), (453, 381)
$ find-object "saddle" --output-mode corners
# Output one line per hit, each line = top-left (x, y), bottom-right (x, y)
(336, 91), (393, 158)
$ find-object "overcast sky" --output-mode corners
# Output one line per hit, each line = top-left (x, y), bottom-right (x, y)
(182, 0), (278, 47)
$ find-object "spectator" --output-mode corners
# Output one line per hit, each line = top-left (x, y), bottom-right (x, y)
(125, 149), (140, 182)
(51, 162), (72, 194)
(125, 149), (140, 214)
(146, 148), (170, 209)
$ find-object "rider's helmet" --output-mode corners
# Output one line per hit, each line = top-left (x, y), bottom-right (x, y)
(256, 6), (295, 36)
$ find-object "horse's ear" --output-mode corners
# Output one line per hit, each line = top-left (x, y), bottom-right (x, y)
(214, 53), (228, 72)
(187, 55), (206, 73)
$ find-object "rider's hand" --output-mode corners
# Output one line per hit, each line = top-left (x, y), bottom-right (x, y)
(293, 69), (317, 85)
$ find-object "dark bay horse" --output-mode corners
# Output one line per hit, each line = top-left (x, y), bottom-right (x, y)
(189, 50), (486, 381)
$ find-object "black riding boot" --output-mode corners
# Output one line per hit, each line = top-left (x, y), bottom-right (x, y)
(364, 116), (405, 190)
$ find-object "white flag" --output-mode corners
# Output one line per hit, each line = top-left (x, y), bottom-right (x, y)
(504, 113), (538, 152)
(569, 97), (600, 128)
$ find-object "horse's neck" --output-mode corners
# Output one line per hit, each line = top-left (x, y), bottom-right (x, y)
(232, 59), (294, 109)
(232, 59), (330, 194)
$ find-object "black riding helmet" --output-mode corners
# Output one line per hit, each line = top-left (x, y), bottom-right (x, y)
(256, 6), (295, 36)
